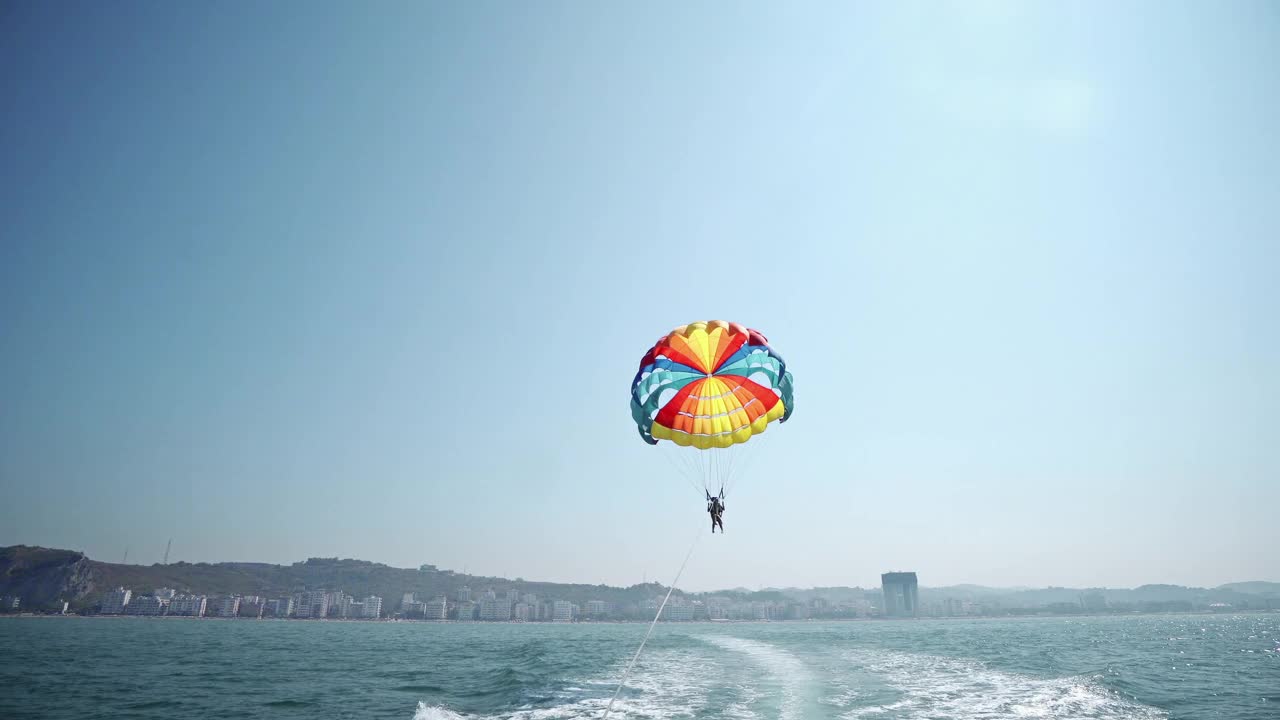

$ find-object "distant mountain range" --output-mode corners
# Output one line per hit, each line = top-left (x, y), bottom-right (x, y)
(2, 545), (1276, 613)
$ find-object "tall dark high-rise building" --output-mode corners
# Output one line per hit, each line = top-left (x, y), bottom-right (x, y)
(881, 572), (919, 617)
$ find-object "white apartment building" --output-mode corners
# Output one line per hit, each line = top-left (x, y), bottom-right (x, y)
(424, 596), (448, 620)
(661, 603), (694, 621)
(551, 600), (575, 622)
(268, 597), (294, 618)
(296, 591), (330, 619)
(101, 588), (132, 615)
(478, 597), (512, 621)
(326, 591), (347, 617)
(125, 595), (169, 616)
(455, 601), (475, 621)
(239, 597), (266, 618)
(169, 595), (208, 617)
(215, 595), (241, 618)
(363, 596), (382, 618)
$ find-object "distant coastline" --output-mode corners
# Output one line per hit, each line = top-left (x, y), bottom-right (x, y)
(4, 609), (1278, 623)
(3, 545), (1277, 622)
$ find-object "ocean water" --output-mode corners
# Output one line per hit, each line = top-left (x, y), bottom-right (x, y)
(0, 614), (1276, 720)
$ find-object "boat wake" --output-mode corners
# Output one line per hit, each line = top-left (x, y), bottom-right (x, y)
(839, 650), (1166, 720)
(699, 635), (811, 720)
(408, 643), (1167, 720)
(413, 702), (469, 720)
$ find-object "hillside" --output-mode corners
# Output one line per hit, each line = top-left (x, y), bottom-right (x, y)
(3, 545), (1277, 614)
(1217, 581), (1280, 597)
(0, 546), (97, 609)
(0, 545), (670, 612)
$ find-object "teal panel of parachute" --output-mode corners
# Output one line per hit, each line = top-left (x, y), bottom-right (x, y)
(717, 348), (796, 422)
(630, 366), (703, 444)
(778, 369), (795, 421)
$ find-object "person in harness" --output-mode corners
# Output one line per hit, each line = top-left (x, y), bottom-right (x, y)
(706, 489), (725, 534)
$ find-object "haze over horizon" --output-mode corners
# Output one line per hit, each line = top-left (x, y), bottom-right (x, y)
(2, 2), (1277, 593)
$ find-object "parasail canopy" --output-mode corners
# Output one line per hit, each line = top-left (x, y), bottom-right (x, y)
(630, 320), (794, 451)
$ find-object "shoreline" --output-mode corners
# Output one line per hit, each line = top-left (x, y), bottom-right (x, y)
(3, 609), (1276, 623)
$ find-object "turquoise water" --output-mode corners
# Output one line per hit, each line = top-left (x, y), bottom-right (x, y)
(1, 614), (1276, 719)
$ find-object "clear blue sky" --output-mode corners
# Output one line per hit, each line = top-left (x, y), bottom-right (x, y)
(2, 1), (1276, 591)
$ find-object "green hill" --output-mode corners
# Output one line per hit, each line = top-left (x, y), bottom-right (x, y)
(0, 545), (665, 613)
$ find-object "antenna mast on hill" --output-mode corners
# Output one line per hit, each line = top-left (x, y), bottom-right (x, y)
(163, 538), (172, 565)
(122, 547), (129, 564)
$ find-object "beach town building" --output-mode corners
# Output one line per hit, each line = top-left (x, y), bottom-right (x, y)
(238, 596), (266, 618)
(363, 596), (382, 618)
(881, 572), (919, 618)
(551, 600), (575, 622)
(125, 595), (169, 616)
(707, 597), (731, 620)
(457, 586), (471, 602)
(521, 594), (539, 620)
(266, 597), (293, 618)
(424, 596), (448, 620)
(478, 596), (512, 621)
(153, 588), (177, 601)
(0, 595), (20, 611)
(169, 594), (207, 617)
(455, 601), (475, 621)
(326, 591), (348, 617)
(215, 595), (241, 618)
(100, 588), (131, 615)
(513, 602), (530, 621)
(296, 591), (330, 619)
(661, 602), (695, 621)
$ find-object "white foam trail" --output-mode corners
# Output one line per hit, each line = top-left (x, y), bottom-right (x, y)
(840, 650), (1166, 720)
(700, 636), (810, 720)
(413, 702), (470, 720)
(502, 647), (719, 720)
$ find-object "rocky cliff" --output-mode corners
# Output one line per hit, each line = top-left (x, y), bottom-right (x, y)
(0, 546), (98, 608)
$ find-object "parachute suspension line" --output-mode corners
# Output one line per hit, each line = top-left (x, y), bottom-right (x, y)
(601, 524), (703, 720)
(727, 444), (745, 496)
(658, 445), (702, 495)
(724, 442), (747, 497)
(724, 432), (763, 498)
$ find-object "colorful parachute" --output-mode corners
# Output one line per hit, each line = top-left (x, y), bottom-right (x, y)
(630, 321), (794, 451)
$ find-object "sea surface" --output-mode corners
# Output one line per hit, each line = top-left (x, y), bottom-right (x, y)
(1, 614), (1276, 720)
